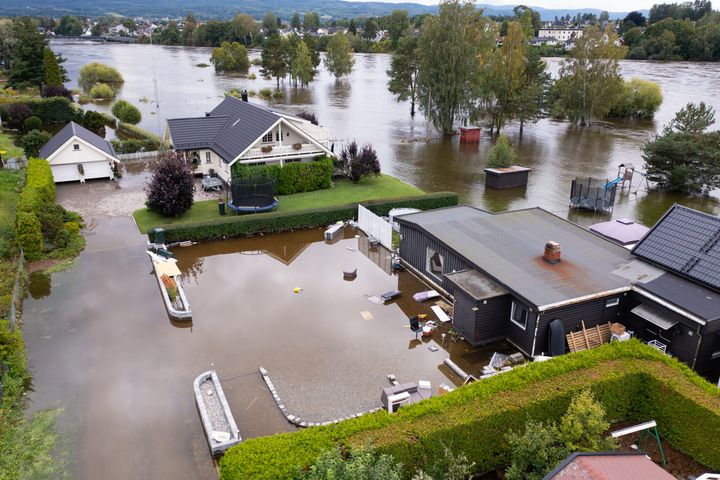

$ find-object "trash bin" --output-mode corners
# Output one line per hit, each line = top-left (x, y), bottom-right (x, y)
(218, 201), (226, 216)
(153, 227), (166, 245)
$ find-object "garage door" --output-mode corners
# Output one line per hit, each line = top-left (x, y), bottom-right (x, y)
(51, 163), (81, 183)
(82, 160), (112, 180)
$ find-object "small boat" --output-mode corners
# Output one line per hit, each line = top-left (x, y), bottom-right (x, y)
(147, 251), (192, 320)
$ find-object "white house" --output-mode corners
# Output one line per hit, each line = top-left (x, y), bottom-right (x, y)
(538, 27), (584, 42)
(165, 95), (334, 184)
(39, 121), (120, 183)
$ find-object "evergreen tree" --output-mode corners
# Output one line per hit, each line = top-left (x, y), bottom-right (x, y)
(260, 34), (289, 87)
(291, 13), (301, 30)
(387, 10), (410, 47)
(324, 33), (355, 78)
(262, 12), (278, 35)
(349, 19), (357, 35)
(42, 47), (65, 87)
(8, 17), (48, 89)
(387, 33), (420, 115)
(516, 46), (550, 135)
(291, 41), (315, 87)
(303, 12), (320, 32)
(363, 18), (379, 40)
(416, 0), (495, 135)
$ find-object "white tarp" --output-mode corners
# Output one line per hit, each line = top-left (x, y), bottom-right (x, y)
(358, 204), (393, 250)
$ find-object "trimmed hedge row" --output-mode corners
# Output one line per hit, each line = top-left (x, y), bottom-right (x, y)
(148, 192), (459, 242)
(231, 157), (334, 195)
(15, 158), (57, 259)
(116, 122), (162, 143)
(111, 138), (161, 154)
(0, 97), (81, 125)
(219, 341), (720, 479)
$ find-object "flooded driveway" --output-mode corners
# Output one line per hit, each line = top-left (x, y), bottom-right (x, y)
(23, 210), (501, 478)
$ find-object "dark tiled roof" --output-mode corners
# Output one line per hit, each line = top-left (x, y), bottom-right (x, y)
(544, 452), (675, 480)
(632, 204), (720, 292)
(397, 206), (644, 308)
(166, 116), (229, 150)
(167, 96), (280, 162)
(39, 121), (117, 159)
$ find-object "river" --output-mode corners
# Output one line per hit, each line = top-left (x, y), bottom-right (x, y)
(51, 40), (720, 225)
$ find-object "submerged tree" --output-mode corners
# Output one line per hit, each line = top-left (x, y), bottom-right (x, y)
(145, 153), (196, 217)
(210, 41), (250, 72)
(291, 40), (315, 87)
(324, 33), (355, 78)
(387, 33), (420, 116)
(554, 26), (627, 126)
(260, 34), (289, 88)
(416, 0), (495, 135)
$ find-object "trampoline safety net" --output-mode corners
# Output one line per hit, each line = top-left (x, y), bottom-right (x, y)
(570, 177), (617, 213)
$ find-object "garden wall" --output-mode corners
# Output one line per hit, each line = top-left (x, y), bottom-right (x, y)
(219, 341), (720, 480)
(147, 192), (459, 242)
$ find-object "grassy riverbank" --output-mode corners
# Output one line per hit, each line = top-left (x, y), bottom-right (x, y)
(133, 174), (423, 233)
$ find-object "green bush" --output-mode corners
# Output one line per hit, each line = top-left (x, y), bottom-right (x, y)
(23, 116), (42, 132)
(0, 97), (81, 125)
(79, 62), (124, 89)
(148, 192), (459, 242)
(232, 157), (333, 195)
(259, 88), (273, 99)
(21, 130), (52, 158)
(486, 135), (517, 169)
(608, 78), (663, 119)
(89, 83), (115, 100)
(111, 100), (142, 125)
(300, 445), (402, 480)
(111, 138), (161, 154)
(14, 211), (43, 260)
(25, 158), (55, 203)
(63, 221), (80, 235)
(219, 341), (720, 480)
(116, 122), (162, 143)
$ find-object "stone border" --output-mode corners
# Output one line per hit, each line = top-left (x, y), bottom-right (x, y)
(193, 370), (241, 456)
(259, 367), (383, 428)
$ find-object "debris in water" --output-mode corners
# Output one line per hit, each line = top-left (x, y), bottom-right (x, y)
(360, 311), (374, 321)
(346, 247), (356, 251)
(206, 389), (214, 396)
(428, 345), (439, 352)
(293, 287), (303, 293)
(367, 296), (382, 304)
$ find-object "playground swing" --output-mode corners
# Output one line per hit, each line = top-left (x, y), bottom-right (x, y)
(610, 420), (666, 468)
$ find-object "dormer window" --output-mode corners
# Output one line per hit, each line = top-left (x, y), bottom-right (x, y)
(73, 144), (80, 151)
(261, 132), (273, 143)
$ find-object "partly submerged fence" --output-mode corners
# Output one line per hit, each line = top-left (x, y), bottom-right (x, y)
(117, 150), (161, 162)
(8, 249), (24, 332)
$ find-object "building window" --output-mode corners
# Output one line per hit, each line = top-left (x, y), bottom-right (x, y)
(73, 144), (80, 150)
(285, 158), (300, 163)
(275, 132), (280, 142)
(250, 161), (266, 166)
(605, 298), (619, 308)
(261, 132), (273, 143)
(510, 301), (529, 330)
(205, 152), (212, 164)
(426, 247), (444, 279)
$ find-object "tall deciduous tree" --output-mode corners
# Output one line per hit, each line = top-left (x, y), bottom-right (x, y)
(363, 18), (379, 40)
(416, 0), (495, 135)
(210, 41), (250, 72)
(291, 41), (315, 87)
(554, 25), (627, 126)
(387, 33), (420, 116)
(8, 17), (48, 89)
(324, 33), (355, 78)
(231, 14), (259, 46)
(387, 10), (410, 47)
(261, 34), (289, 87)
(262, 12), (278, 35)
(303, 12), (320, 32)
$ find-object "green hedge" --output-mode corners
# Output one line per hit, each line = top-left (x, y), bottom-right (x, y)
(116, 122), (162, 143)
(14, 211), (43, 261)
(219, 341), (720, 479)
(0, 97), (81, 125)
(24, 158), (55, 204)
(111, 138), (161, 154)
(231, 157), (333, 195)
(148, 192), (459, 242)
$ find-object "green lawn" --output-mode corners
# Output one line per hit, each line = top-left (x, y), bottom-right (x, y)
(0, 130), (23, 160)
(133, 175), (423, 233)
(0, 169), (20, 231)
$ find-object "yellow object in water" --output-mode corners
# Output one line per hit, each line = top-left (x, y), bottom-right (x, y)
(293, 287), (303, 293)
(418, 314), (428, 319)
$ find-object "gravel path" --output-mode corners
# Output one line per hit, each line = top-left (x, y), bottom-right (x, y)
(200, 379), (230, 433)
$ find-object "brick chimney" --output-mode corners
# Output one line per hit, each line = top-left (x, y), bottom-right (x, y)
(544, 241), (561, 264)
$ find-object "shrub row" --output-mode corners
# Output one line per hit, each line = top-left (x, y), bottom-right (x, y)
(219, 341), (720, 479)
(231, 157), (333, 195)
(111, 138), (161, 154)
(148, 192), (459, 242)
(116, 122), (162, 143)
(0, 97), (81, 126)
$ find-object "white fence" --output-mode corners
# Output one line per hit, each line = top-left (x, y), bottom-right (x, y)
(357, 205), (393, 250)
(117, 150), (161, 161)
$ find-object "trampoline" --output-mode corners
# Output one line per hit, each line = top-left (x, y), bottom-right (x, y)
(569, 177), (617, 213)
(226, 175), (279, 214)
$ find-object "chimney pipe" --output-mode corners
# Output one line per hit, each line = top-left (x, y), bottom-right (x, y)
(241, 89), (248, 102)
(543, 241), (561, 264)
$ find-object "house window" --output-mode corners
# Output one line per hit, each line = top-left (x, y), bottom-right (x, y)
(261, 132), (273, 143)
(250, 161), (266, 166)
(285, 158), (300, 163)
(205, 152), (212, 164)
(426, 247), (444, 279)
(510, 301), (529, 330)
(605, 298), (619, 308)
(275, 132), (280, 141)
(73, 144), (80, 151)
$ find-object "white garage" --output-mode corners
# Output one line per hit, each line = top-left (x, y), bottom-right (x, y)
(39, 121), (120, 183)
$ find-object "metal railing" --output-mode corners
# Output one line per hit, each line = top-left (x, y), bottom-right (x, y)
(243, 143), (325, 160)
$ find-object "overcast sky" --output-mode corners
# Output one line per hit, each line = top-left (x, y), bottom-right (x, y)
(371, 0), (653, 11)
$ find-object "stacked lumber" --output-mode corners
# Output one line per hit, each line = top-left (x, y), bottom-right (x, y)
(566, 321), (612, 353)
(160, 274), (177, 291)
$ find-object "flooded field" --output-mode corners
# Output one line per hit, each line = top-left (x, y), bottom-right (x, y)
(51, 41), (720, 224)
(23, 212), (504, 478)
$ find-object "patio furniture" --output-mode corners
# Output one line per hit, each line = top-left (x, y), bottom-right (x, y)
(202, 175), (223, 191)
(409, 316), (423, 339)
(381, 382), (432, 413)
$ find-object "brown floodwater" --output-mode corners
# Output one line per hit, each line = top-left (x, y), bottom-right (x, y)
(51, 41), (720, 225)
(23, 218), (506, 479)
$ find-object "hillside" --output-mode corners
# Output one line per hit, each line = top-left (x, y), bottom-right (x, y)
(0, 0), (638, 21)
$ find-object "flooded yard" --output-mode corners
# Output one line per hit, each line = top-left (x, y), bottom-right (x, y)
(23, 189), (506, 477)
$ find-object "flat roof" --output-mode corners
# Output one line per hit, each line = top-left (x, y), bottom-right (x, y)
(589, 218), (649, 246)
(398, 206), (654, 309)
(635, 272), (720, 322)
(445, 270), (507, 301)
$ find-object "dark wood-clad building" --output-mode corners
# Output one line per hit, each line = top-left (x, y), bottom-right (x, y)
(396, 205), (720, 374)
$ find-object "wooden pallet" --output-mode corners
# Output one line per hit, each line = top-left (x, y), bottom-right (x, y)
(566, 321), (612, 353)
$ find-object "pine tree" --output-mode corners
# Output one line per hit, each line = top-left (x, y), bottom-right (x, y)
(260, 34), (289, 88)
(8, 17), (49, 89)
(291, 41), (314, 87)
(43, 47), (64, 87)
(324, 33), (354, 78)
